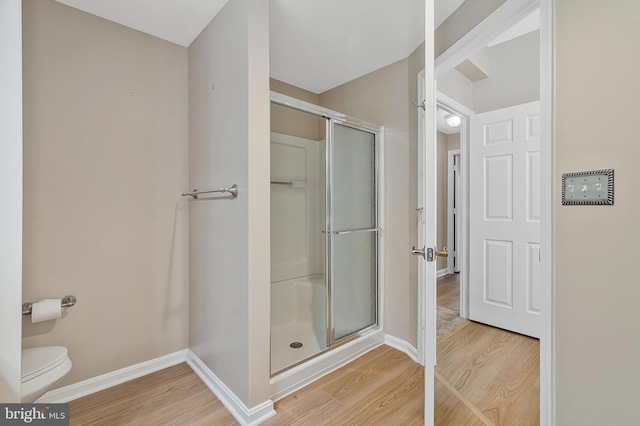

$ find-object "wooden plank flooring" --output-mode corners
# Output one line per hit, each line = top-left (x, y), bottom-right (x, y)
(435, 321), (539, 425)
(434, 273), (539, 425)
(68, 363), (237, 425)
(263, 345), (424, 426)
(437, 272), (461, 311)
(68, 274), (539, 425)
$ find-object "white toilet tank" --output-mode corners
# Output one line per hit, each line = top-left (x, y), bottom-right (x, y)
(21, 346), (72, 403)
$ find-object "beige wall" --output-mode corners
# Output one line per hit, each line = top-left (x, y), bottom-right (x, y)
(447, 133), (461, 151)
(0, 0), (23, 402)
(21, 0), (189, 386)
(246, 0), (271, 407)
(556, 0), (640, 423)
(188, 0), (271, 408)
(270, 78), (324, 141)
(320, 57), (417, 346)
(438, 68), (474, 110)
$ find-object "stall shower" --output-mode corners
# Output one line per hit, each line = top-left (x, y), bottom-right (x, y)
(270, 93), (381, 375)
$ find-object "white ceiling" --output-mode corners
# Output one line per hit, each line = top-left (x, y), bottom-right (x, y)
(54, 0), (468, 94)
(270, 0), (426, 94)
(53, 0), (536, 97)
(437, 108), (461, 135)
(55, 0), (229, 47)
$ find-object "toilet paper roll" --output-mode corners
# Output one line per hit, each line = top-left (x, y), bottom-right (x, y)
(31, 299), (62, 323)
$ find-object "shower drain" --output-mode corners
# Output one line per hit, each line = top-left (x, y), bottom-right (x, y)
(289, 342), (303, 349)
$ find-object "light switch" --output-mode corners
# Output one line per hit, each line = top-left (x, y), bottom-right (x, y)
(562, 169), (614, 205)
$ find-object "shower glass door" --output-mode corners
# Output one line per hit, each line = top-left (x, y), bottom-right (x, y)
(329, 121), (378, 342)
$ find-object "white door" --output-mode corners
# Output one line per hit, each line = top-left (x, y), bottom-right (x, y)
(412, 22), (437, 426)
(421, 0), (436, 420)
(469, 101), (541, 338)
(418, 88), (437, 424)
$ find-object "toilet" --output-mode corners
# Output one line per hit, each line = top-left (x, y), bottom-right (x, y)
(21, 346), (72, 403)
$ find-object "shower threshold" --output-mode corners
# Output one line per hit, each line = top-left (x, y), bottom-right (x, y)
(270, 328), (384, 401)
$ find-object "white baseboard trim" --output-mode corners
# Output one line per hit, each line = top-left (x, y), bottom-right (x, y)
(187, 351), (275, 426)
(437, 268), (449, 278)
(37, 349), (188, 403)
(384, 334), (418, 363)
(270, 329), (385, 402)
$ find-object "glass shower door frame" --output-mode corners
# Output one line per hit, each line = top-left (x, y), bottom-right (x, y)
(269, 91), (383, 368)
(325, 118), (381, 346)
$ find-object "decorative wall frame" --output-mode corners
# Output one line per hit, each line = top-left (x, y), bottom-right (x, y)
(562, 169), (614, 205)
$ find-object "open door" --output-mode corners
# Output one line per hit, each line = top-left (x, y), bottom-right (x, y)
(421, 1), (436, 424)
(468, 101), (541, 338)
(416, 91), (437, 424)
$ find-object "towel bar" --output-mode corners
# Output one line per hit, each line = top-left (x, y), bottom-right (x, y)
(182, 184), (238, 199)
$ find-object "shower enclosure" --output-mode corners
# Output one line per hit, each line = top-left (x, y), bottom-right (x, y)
(270, 92), (381, 376)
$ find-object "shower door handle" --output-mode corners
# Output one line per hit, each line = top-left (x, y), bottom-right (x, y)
(333, 228), (381, 236)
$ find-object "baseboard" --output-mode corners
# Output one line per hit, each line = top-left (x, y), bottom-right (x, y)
(384, 334), (418, 363)
(437, 268), (449, 278)
(37, 349), (188, 403)
(187, 351), (275, 426)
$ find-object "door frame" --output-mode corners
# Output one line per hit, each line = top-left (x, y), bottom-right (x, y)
(427, 0), (555, 423)
(436, 93), (474, 319)
(327, 119), (382, 345)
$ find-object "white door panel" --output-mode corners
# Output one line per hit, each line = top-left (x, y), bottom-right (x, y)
(469, 101), (540, 338)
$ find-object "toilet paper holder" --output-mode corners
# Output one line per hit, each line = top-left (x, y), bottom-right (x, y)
(22, 295), (77, 316)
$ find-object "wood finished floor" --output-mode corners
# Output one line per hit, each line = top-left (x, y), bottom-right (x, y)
(434, 274), (539, 425)
(68, 363), (237, 425)
(68, 274), (539, 425)
(437, 272), (461, 312)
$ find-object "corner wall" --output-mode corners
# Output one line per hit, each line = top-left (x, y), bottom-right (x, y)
(22, 0), (189, 386)
(555, 0), (640, 423)
(188, 0), (271, 409)
(270, 78), (324, 141)
(0, 0), (23, 403)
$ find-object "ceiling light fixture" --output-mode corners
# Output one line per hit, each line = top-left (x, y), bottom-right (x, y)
(446, 114), (461, 128)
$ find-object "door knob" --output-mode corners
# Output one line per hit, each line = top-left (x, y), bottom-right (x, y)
(412, 246), (435, 262)
(411, 246), (425, 259)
